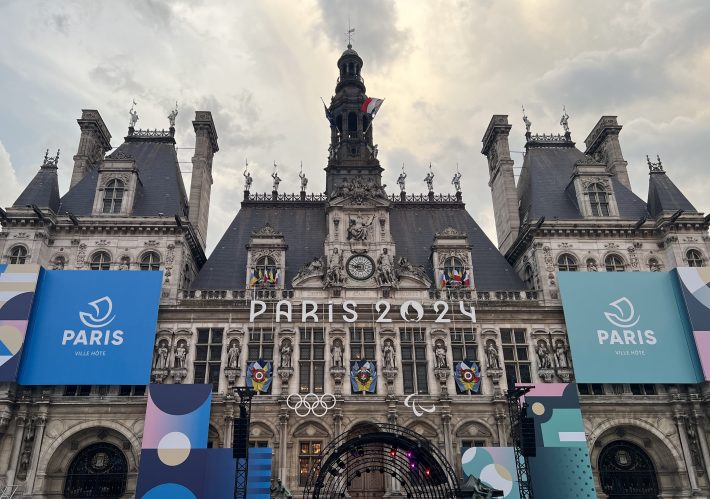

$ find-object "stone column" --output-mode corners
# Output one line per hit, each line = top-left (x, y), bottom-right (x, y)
(5, 413), (27, 487)
(441, 412), (453, 465)
(495, 410), (508, 446)
(675, 415), (700, 492)
(693, 415), (710, 480)
(279, 411), (289, 482)
(24, 415), (47, 494)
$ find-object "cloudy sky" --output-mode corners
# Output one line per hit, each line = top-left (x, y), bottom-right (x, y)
(1, 1), (709, 254)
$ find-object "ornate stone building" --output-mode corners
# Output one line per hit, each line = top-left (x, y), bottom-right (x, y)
(0, 44), (709, 498)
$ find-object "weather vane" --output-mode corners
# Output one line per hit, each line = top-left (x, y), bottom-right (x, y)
(346, 17), (355, 48)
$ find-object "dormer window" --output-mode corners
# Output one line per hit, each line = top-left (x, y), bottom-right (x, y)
(557, 254), (578, 271)
(90, 251), (111, 270)
(687, 249), (704, 267)
(587, 183), (610, 216)
(252, 256), (279, 288)
(605, 254), (626, 272)
(102, 179), (125, 214)
(9, 245), (28, 264)
(443, 256), (468, 288)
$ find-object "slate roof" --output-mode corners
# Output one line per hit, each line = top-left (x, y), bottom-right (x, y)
(193, 200), (525, 291)
(647, 170), (697, 218)
(58, 138), (188, 217)
(517, 145), (648, 222)
(13, 164), (60, 213)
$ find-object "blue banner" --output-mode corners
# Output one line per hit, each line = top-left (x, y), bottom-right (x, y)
(18, 270), (162, 385)
(559, 272), (702, 383)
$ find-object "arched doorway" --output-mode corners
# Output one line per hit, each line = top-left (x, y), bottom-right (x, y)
(347, 423), (386, 499)
(63, 442), (127, 498)
(599, 441), (659, 498)
(303, 422), (460, 499)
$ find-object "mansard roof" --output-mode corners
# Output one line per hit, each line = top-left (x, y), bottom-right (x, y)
(517, 145), (648, 222)
(13, 161), (60, 213)
(192, 198), (525, 291)
(58, 137), (188, 217)
(647, 168), (697, 218)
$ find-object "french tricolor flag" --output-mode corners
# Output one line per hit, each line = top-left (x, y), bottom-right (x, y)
(361, 97), (384, 117)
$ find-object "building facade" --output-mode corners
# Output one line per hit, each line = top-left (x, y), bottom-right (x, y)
(0, 45), (709, 498)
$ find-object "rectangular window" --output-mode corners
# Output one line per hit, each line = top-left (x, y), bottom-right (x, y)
(118, 385), (146, 396)
(461, 439), (487, 450)
(248, 327), (274, 363)
(194, 328), (224, 392)
(578, 383), (604, 396)
(299, 327), (325, 394)
(299, 441), (322, 487)
(501, 328), (531, 384)
(63, 385), (91, 397)
(249, 440), (269, 448)
(450, 328), (481, 395)
(350, 327), (376, 361)
(400, 326), (428, 394)
(630, 384), (656, 396)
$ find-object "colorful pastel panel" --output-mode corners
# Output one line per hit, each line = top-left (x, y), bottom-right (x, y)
(0, 264), (41, 382)
(460, 446), (520, 498)
(246, 447), (273, 499)
(676, 267), (710, 380)
(142, 384), (211, 450)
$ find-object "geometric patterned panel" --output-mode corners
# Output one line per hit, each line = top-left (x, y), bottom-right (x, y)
(246, 447), (273, 499)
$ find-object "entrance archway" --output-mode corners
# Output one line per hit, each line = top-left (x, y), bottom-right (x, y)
(599, 441), (659, 498)
(303, 422), (460, 499)
(346, 423), (386, 498)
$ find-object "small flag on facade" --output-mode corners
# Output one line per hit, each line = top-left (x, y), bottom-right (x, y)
(463, 270), (472, 288)
(321, 97), (336, 127)
(439, 270), (448, 289)
(249, 269), (257, 287)
(361, 97), (384, 117)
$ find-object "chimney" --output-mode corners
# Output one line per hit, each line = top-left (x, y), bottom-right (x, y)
(481, 115), (520, 253)
(70, 110), (112, 189)
(188, 111), (219, 250)
(584, 116), (632, 190)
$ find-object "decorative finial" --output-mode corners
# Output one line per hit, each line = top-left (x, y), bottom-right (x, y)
(647, 154), (664, 172)
(43, 149), (49, 164)
(129, 100), (139, 128)
(54, 149), (60, 165)
(522, 105), (531, 134)
(346, 17), (355, 49)
(397, 163), (407, 193)
(560, 105), (570, 133)
(168, 101), (178, 128)
(243, 158), (252, 192)
(424, 163), (435, 194)
(452, 164), (462, 193)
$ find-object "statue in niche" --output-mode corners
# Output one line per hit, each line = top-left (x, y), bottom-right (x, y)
(536, 340), (553, 370)
(485, 341), (500, 370)
(434, 342), (448, 368)
(52, 256), (65, 270)
(155, 341), (169, 369)
(586, 259), (598, 272)
(331, 341), (343, 368)
(376, 248), (396, 286)
(280, 341), (292, 368)
(227, 341), (241, 369)
(383, 341), (396, 369)
(555, 340), (570, 369)
(118, 256), (130, 271)
(347, 215), (374, 241)
(173, 341), (187, 369)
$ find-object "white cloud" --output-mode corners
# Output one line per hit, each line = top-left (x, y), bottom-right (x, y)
(0, 140), (21, 208)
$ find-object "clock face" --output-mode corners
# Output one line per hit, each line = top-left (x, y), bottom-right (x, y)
(347, 255), (375, 280)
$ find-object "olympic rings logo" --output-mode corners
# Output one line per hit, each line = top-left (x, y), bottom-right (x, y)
(286, 393), (337, 417)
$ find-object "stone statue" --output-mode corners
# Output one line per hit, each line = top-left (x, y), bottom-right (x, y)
(270, 478), (293, 499)
(586, 259), (598, 272)
(434, 343), (448, 368)
(118, 257), (130, 271)
(536, 341), (552, 370)
(168, 101), (178, 127)
(383, 341), (396, 369)
(555, 340), (570, 369)
(299, 167), (308, 192)
(331, 342), (343, 368)
(452, 171), (462, 193)
(324, 248), (345, 287)
(174, 343), (187, 369)
(271, 166), (281, 192)
(376, 248), (396, 286)
(52, 257), (65, 270)
(129, 100), (139, 128)
(347, 215), (374, 241)
(424, 166), (435, 193)
(227, 342), (240, 369)
(280, 342), (292, 368)
(560, 106), (570, 133)
(485, 343), (500, 370)
(522, 105), (531, 133)
(243, 163), (253, 191)
(155, 343), (169, 369)
(397, 167), (407, 193)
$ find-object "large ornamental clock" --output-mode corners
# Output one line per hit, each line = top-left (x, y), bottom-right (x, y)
(346, 254), (375, 280)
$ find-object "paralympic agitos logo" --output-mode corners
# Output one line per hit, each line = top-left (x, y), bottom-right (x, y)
(62, 296), (125, 347)
(596, 297), (656, 349)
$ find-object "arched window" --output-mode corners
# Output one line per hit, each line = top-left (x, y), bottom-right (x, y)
(687, 249), (704, 267)
(348, 112), (358, 133)
(9, 246), (28, 264)
(605, 254), (626, 272)
(102, 179), (125, 214)
(63, 442), (128, 498)
(587, 183), (610, 216)
(254, 256), (278, 288)
(523, 264), (535, 289)
(443, 256), (466, 288)
(90, 251), (111, 271)
(557, 253), (578, 272)
(140, 252), (160, 271)
(599, 440), (659, 498)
